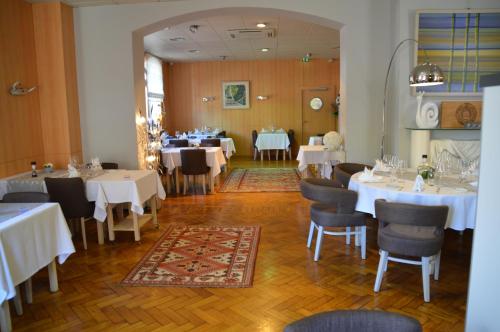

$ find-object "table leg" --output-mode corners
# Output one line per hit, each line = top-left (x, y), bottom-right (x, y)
(260, 150), (263, 161)
(151, 195), (158, 228)
(276, 150), (278, 160)
(210, 175), (215, 193)
(132, 212), (140, 242)
(166, 174), (171, 194)
(97, 222), (104, 245)
(283, 149), (286, 160)
(0, 301), (12, 332)
(47, 260), (58, 293)
(13, 286), (22, 315)
(24, 278), (32, 304)
(107, 205), (115, 242)
(175, 168), (180, 194)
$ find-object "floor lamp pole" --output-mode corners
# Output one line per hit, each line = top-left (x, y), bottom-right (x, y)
(381, 38), (418, 159)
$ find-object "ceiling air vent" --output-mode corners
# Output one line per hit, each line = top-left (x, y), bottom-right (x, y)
(226, 28), (275, 39)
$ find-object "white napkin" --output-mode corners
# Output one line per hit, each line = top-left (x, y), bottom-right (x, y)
(67, 164), (80, 178)
(358, 167), (382, 182)
(181, 133), (188, 139)
(373, 159), (390, 172)
(91, 157), (103, 170)
(261, 128), (268, 133)
(412, 175), (425, 192)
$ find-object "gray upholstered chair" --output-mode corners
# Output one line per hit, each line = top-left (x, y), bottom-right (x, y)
(180, 149), (211, 195)
(284, 310), (422, 332)
(2, 192), (50, 203)
(287, 129), (295, 160)
(333, 163), (372, 188)
(300, 178), (367, 261)
(168, 139), (189, 147)
(101, 162), (118, 170)
(373, 199), (449, 302)
(200, 138), (221, 147)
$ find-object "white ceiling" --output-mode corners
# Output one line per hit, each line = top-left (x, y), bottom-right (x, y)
(144, 15), (340, 62)
(28, 0), (183, 7)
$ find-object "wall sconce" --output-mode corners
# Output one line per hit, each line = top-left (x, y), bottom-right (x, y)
(202, 96), (215, 102)
(256, 95), (268, 101)
(9, 81), (36, 96)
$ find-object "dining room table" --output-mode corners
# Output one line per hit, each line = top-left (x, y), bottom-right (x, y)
(0, 169), (166, 243)
(0, 202), (75, 332)
(163, 137), (236, 159)
(255, 131), (290, 160)
(161, 146), (226, 194)
(348, 171), (478, 231)
(296, 145), (346, 179)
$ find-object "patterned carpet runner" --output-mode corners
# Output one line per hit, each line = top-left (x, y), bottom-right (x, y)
(122, 225), (260, 288)
(218, 168), (301, 193)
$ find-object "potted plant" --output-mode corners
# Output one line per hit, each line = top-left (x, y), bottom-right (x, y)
(43, 163), (53, 173)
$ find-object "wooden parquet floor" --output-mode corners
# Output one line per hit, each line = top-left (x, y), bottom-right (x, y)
(11, 157), (471, 331)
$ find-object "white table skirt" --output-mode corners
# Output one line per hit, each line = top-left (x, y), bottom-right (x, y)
(0, 170), (166, 222)
(255, 133), (290, 151)
(86, 170), (166, 222)
(0, 203), (75, 303)
(296, 145), (346, 178)
(308, 136), (323, 146)
(348, 173), (478, 231)
(161, 147), (227, 179)
(163, 138), (236, 159)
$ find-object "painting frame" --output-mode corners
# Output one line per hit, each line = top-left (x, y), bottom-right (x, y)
(413, 9), (500, 97)
(222, 81), (250, 109)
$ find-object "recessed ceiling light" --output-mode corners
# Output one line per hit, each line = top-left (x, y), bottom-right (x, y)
(256, 23), (267, 28)
(260, 48), (270, 52)
(169, 37), (186, 42)
(188, 49), (200, 53)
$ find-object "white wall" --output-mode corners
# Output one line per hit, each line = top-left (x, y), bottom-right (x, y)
(389, 0), (500, 160)
(465, 86), (500, 332)
(73, 0), (393, 168)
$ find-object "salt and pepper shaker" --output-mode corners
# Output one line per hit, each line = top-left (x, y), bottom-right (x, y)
(31, 161), (37, 177)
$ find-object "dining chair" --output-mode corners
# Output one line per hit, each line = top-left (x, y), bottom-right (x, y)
(169, 139), (189, 147)
(252, 130), (258, 160)
(44, 177), (95, 250)
(0, 191), (50, 317)
(284, 310), (422, 332)
(300, 178), (367, 261)
(287, 129), (295, 160)
(180, 149), (211, 195)
(334, 163), (372, 188)
(373, 199), (448, 302)
(200, 138), (221, 147)
(216, 131), (226, 138)
(2, 192), (50, 203)
(101, 162), (118, 170)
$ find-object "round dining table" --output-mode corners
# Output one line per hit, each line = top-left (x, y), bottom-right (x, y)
(348, 172), (478, 231)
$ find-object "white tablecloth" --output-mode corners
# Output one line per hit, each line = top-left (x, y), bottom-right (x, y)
(308, 136), (323, 146)
(161, 147), (227, 179)
(255, 132), (290, 151)
(86, 170), (166, 222)
(164, 138), (236, 159)
(348, 173), (478, 231)
(0, 203), (75, 303)
(0, 170), (166, 222)
(296, 145), (346, 178)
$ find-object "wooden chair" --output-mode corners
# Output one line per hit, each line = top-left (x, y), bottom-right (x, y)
(180, 149), (211, 195)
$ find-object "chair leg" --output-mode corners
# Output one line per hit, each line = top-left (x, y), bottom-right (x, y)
(24, 278), (32, 304)
(202, 175), (206, 195)
(355, 226), (360, 246)
(183, 175), (187, 195)
(307, 221), (315, 248)
(361, 226), (367, 259)
(422, 256), (431, 302)
(313, 226), (324, 261)
(80, 217), (87, 250)
(434, 251), (441, 281)
(13, 286), (22, 315)
(253, 148), (257, 160)
(288, 149), (291, 160)
(345, 226), (351, 244)
(374, 250), (388, 292)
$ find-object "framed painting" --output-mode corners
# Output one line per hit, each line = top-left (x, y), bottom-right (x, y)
(222, 81), (250, 109)
(414, 9), (500, 96)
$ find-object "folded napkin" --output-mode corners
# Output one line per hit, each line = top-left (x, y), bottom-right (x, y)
(67, 164), (80, 178)
(261, 128), (268, 133)
(91, 157), (103, 170)
(412, 175), (425, 192)
(373, 159), (390, 172)
(358, 167), (382, 182)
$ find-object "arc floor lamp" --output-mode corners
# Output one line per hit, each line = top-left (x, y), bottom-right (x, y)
(381, 38), (445, 158)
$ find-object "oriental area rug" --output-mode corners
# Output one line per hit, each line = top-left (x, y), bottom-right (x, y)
(121, 225), (260, 288)
(218, 168), (301, 193)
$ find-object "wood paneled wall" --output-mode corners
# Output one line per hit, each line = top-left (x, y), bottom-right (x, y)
(165, 59), (339, 156)
(0, 0), (82, 178)
(0, 0), (44, 177)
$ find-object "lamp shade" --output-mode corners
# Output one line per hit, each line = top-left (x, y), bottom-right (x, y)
(409, 62), (444, 87)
